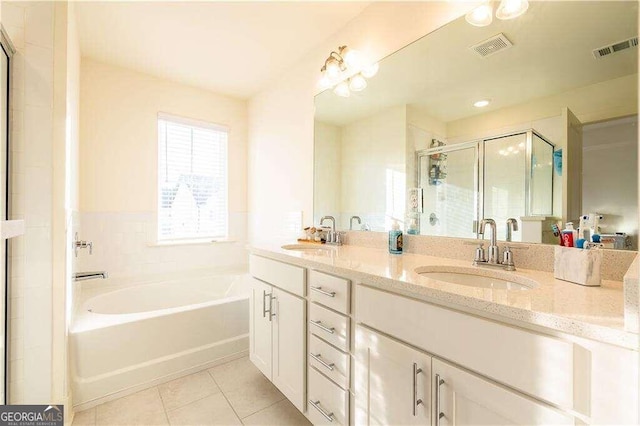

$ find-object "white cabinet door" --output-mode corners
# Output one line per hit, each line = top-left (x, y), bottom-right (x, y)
(272, 287), (306, 411)
(250, 278), (273, 379)
(432, 358), (573, 426)
(354, 325), (431, 426)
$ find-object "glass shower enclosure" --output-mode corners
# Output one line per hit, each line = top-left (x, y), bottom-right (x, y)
(417, 130), (555, 241)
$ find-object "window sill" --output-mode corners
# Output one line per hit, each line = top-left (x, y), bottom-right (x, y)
(149, 238), (236, 247)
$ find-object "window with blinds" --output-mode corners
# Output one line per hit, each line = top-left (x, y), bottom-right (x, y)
(158, 114), (228, 242)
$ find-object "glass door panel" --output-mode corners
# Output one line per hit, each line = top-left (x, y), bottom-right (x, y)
(530, 133), (554, 216)
(418, 145), (477, 238)
(483, 134), (527, 241)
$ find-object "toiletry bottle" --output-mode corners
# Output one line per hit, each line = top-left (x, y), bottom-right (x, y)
(407, 218), (418, 235)
(389, 220), (403, 254)
(561, 222), (577, 248)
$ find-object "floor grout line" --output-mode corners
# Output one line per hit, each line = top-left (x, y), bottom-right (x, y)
(239, 397), (286, 421)
(155, 385), (172, 425)
(207, 369), (244, 424)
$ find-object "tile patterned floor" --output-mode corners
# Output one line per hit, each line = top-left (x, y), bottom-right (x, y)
(72, 356), (312, 426)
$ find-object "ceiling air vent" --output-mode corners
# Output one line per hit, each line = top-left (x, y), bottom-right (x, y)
(593, 36), (638, 58)
(470, 33), (513, 58)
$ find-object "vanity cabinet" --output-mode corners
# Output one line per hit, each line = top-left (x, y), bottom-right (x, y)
(432, 358), (572, 426)
(306, 270), (354, 425)
(355, 325), (571, 426)
(249, 255), (306, 411)
(355, 284), (639, 425)
(354, 325), (431, 425)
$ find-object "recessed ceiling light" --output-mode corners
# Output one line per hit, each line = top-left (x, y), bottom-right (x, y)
(473, 99), (491, 108)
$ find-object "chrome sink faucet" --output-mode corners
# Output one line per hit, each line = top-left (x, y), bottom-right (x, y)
(349, 216), (361, 230)
(320, 216), (335, 232)
(474, 218), (516, 271)
(478, 218), (499, 264)
(320, 215), (343, 245)
(506, 218), (518, 242)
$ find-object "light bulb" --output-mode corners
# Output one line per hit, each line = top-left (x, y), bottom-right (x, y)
(361, 62), (379, 78)
(317, 72), (332, 90)
(473, 99), (490, 108)
(496, 0), (529, 20)
(465, 3), (493, 27)
(341, 47), (361, 68)
(325, 57), (341, 78)
(333, 81), (350, 98)
(349, 74), (367, 92)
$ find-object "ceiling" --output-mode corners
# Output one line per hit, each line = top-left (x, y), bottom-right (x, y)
(315, 1), (639, 126)
(75, 1), (371, 99)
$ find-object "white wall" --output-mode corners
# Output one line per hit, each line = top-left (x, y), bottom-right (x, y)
(339, 105), (406, 231)
(583, 116), (638, 249)
(313, 121), (341, 224)
(247, 1), (481, 241)
(2, 0), (56, 404)
(78, 59), (248, 279)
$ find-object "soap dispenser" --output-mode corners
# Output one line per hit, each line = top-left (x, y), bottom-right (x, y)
(388, 220), (403, 254)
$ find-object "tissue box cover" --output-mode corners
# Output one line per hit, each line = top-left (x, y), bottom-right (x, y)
(554, 246), (602, 287)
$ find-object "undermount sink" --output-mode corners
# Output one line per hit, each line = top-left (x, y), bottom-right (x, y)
(281, 244), (336, 255)
(415, 266), (537, 291)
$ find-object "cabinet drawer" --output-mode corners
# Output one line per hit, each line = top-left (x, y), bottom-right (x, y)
(309, 270), (350, 314)
(309, 303), (350, 352)
(357, 285), (576, 410)
(309, 334), (350, 390)
(250, 254), (305, 297)
(308, 367), (349, 426)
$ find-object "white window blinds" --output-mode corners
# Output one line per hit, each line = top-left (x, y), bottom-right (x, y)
(158, 114), (228, 241)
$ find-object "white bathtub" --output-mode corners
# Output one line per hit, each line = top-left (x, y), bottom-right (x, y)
(70, 272), (251, 407)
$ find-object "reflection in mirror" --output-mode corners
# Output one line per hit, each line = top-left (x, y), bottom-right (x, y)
(314, 1), (638, 249)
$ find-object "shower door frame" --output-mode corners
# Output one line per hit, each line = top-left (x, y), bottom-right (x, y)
(0, 25), (15, 405)
(416, 128), (555, 238)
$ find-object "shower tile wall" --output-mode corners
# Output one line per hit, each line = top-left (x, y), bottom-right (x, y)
(76, 212), (249, 280)
(2, 1), (55, 404)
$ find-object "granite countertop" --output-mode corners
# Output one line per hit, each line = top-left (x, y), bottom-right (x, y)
(249, 242), (638, 350)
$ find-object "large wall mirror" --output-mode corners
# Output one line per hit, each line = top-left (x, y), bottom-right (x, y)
(314, 1), (638, 250)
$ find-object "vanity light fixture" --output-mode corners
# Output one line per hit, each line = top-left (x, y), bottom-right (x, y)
(473, 99), (491, 108)
(319, 45), (379, 97)
(466, 0), (529, 27)
(334, 81), (351, 98)
(496, 0), (529, 20)
(349, 73), (368, 92)
(465, 3), (493, 27)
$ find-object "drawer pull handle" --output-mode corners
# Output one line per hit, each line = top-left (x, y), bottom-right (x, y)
(435, 374), (445, 425)
(262, 290), (271, 318)
(309, 320), (335, 334)
(412, 363), (423, 416)
(310, 353), (335, 371)
(309, 400), (334, 422)
(311, 286), (336, 297)
(269, 296), (276, 322)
